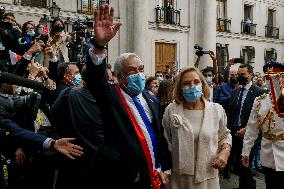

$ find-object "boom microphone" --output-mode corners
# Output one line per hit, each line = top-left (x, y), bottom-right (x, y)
(0, 71), (44, 90)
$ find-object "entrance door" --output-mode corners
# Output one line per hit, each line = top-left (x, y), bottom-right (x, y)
(155, 42), (176, 74)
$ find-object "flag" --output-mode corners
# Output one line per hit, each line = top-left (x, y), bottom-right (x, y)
(9, 50), (22, 65)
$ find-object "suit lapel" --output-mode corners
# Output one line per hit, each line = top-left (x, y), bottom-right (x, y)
(142, 92), (159, 124)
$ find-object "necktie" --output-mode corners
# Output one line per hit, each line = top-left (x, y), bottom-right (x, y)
(235, 87), (245, 127)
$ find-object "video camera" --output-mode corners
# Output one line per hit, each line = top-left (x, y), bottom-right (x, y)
(0, 92), (41, 117)
(73, 19), (86, 38)
(194, 44), (210, 56)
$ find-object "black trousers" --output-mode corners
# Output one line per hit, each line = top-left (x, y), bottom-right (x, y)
(262, 166), (284, 189)
(230, 133), (256, 189)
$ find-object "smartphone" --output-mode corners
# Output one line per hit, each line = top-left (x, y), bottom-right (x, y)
(233, 58), (244, 63)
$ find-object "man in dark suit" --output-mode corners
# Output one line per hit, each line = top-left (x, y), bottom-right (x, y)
(227, 64), (265, 189)
(85, 5), (171, 189)
(0, 117), (83, 158)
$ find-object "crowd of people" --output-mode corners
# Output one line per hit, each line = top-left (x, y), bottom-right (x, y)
(0, 4), (284, 189)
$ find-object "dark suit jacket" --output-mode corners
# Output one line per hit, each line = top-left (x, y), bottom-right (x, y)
(0, 117), (46, 150)
(227, 84), (265, 132)
(85, 55), (172, 188)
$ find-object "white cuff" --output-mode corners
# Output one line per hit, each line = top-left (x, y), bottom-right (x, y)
(88, 48), (107, 65)
(43, 138), (52, 149)
(49, 56), (58, 63)
(164, 170), (171, 175)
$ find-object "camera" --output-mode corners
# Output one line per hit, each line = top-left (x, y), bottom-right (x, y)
(0, 92), (41, 117)
(73, 19), (86, 38)
(38, 34), (49, 45)
(194, 44), (210, 56)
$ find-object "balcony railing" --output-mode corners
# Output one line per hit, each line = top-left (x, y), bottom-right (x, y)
(79, 0), (109, 15)
(155, 5), (181, 25)
(241, 21), (257, 35)
(265, 26), (279, 39)
(216, 18), (231, 32)
(21, 0), (47, 8)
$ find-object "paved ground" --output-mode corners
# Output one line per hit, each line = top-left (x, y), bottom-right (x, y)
(220, 172), (265, 189)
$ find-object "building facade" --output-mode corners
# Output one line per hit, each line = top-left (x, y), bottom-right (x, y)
(1, 0), (283, 75)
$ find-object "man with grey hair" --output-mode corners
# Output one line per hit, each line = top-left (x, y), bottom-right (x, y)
(85, 5), (171, 189)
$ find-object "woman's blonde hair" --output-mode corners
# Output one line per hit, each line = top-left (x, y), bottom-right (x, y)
(174, 67), (210, 104)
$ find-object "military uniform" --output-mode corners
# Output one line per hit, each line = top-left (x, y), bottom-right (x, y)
(242, 93), (284, 188)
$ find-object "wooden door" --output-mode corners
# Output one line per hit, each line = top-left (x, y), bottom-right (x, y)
(155, 42), (176, 73)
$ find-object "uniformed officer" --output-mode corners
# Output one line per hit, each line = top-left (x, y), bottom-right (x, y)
(242, 61), (284, 189)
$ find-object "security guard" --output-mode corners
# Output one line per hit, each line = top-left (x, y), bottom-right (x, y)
(242, 61), (284, 189)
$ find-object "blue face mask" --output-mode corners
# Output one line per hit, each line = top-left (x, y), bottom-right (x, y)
(73, 73), (82, 86)
(27, 30), (35, 37)
(205, 76), (213, 85)
(182, 84), (203, 102)
(37, 29), (44, 34)
(156, 76), (164, 83)
(125, 73), (145, 96)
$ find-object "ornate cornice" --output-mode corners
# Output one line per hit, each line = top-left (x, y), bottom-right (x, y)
(148, 21), (190, 33)
(2, 4), (86, 20)
(245, 0), (284, 7)
(217, 32), (284, 44)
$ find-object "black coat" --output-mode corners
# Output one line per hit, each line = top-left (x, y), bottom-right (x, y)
(85, 55), (172, 188)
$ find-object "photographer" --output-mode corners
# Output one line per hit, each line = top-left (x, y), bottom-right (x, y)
(194, 46), (218, 101)
(68, 19), (92, 67)
(33, 23), (51, 67)
(0, 11), (22, 72)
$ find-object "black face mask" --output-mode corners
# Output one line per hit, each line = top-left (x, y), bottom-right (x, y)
(53, 25), (64, 33)
(237, 75), (248, 85)
(229, 77), (238, 85)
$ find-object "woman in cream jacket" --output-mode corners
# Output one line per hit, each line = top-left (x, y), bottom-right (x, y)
(162, 67), (232, 189)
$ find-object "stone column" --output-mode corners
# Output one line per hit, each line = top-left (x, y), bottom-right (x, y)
(195, 0), (216, 69)
(133, 0), (148, 63)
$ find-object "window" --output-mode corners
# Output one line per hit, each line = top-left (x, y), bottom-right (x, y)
(164, 0), (174, 7)
(244, 5), (253, 21)
(265, 48), (277, 62)
(155, 0), (180, 25)
(216, 0), (227, 19)
(21, 0), (47, 8)
(267, 9), (275, 27)
(241, 46), (255, 64)
(216, 1), (231, 32)
(216, 43), (229, 73)
(81, 0), (109, 14)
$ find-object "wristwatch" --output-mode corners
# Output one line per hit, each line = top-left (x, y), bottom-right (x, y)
(91, 37), (107, 49)
(23, 53), (32, 60)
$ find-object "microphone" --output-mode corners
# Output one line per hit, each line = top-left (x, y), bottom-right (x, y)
(0, 71), (44, 90)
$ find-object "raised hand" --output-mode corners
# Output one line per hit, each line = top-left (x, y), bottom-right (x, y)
(209, 51), (217, 62)
(93, 5), (122, 46)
